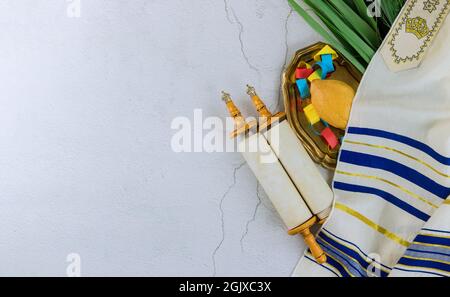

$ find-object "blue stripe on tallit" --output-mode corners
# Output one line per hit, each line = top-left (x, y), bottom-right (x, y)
(318, 232), (389, 277)
(317, 237), (365, 277)
(422, 228), (450, 235)
(408, 247), (450, 258)
(322, 228), (392, 271)
(398, 257), (450, 273)
(333, 181), (430, 221)
(339, 150), (450, 199)
(394, 232), (450, 276)
(347, 127), (450, 166)
(415, 234), (450, 246)
(325, 254), (351, 277)
(405, 250), (450, 263)
(393, 266), (447, 277)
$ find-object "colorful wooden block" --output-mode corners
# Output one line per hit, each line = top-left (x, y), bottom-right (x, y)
(321, 127), (339, 149)
(304, 104), (320, 125)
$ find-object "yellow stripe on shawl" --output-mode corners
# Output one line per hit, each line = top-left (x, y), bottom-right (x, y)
(334, 203), (411, 247)
(336, 170), (438, 208)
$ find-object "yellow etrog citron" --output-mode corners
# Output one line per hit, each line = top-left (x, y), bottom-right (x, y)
(310, 80), (355, 130)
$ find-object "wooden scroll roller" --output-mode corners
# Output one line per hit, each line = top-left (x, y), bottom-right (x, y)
(246, 85), (334, 222)
(222, 91), (326, 264)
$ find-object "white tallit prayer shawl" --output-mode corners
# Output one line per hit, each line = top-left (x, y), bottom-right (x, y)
(293, 1), (450, 277)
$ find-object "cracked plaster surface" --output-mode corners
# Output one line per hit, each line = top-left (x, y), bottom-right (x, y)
(0, 0), (321, 276)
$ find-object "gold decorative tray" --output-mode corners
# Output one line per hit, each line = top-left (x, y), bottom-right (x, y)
(282, 42), (362, 170)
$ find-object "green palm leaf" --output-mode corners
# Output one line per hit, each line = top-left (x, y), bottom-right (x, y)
(288, 0), (406, 71)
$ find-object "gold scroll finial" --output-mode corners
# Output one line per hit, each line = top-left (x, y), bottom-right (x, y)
(246, 85), (286, 131)
(246, 84), (273, 119)
(222, 91), (245, 126)
(221, 91), (256, 138)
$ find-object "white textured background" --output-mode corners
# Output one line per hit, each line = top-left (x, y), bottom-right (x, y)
(0, 0), (322, 276)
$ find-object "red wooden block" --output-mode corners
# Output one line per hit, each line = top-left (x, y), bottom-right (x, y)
(321, 127), (339, 149)
(295, 68), (314, 79)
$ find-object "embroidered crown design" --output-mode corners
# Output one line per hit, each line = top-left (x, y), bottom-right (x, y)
(405, 16), (430, 39)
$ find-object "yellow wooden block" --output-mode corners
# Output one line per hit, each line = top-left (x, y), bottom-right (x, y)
(307, 69), (322, 82)
(298, 61), (312, 69)
(314, 45), (338, 61)
(304, 104), (320, 125)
